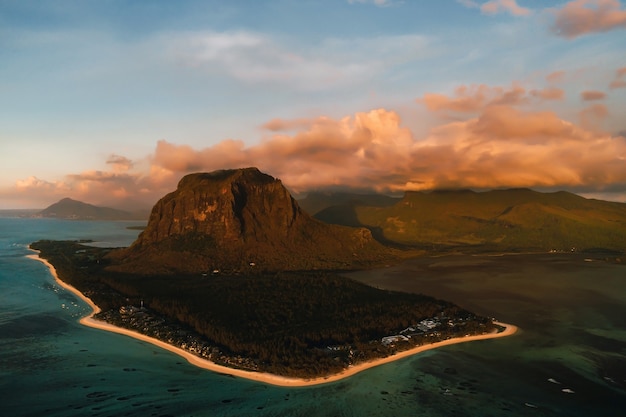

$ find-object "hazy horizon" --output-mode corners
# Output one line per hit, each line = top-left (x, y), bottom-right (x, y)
(4, 182), (626, 213)
(1, 0), (625, 209)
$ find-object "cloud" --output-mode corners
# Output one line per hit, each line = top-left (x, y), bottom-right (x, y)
(261, 117), (333, 132)
(1, 177), (70, 209)
(457, 0), (480, 8)
(152, 139), (248, 173)
(471, 105), (574, 139)
(15, 176), (67, 193)
(481, 0), (532, 16)
(530, 87), (565, 100)
(165, 30), (428, 91)
(458, 0), (532, 16)
(106, 154), (134, 172)
(579, 103), (610, 130)
(546, 70), (566, 83)
(421, 86), (491, 113)
(581, 90), (607, 101)
(64, 171), (141, 199)
(609, 66), (626, 88)
(347, 0), (396, 6)
(167, 30), (370, 89)
(419, 83), (562, 114)
(6, 104), (626, 208)
(150, 109), (415, 193)
(5, 157), (168, 210)
(5, 82), (625, 208)
(142, 101), (626, 196)
(551, 0), (626, 39)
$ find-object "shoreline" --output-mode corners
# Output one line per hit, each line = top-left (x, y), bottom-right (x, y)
(27, 249), (518, 387)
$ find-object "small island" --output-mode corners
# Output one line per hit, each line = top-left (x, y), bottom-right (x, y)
(27, 168), (517, 385)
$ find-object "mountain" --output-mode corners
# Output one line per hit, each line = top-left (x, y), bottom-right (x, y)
(298, 191), (399, 216)
(321, 188), (626, 252)
(38, 198), (146, 220)
(106, 168), (397, 274)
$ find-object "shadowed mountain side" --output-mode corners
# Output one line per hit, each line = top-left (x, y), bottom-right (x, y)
(106, 168), (400, 275)
(322, 188), (626, 252)
(298, 192), (400, 216)
(314, 204), (407, 249)
(38, 198), (147, 220)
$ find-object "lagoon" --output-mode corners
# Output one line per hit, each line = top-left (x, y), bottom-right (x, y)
(1, 218), (624, 416)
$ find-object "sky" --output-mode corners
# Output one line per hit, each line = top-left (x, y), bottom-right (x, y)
(1, 0), (625, 210)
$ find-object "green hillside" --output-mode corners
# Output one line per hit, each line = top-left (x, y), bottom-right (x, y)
(298, 191), (399, 216)
(322, 189), (626, 252)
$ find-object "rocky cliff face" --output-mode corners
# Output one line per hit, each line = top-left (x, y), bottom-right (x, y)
(107, 168), (391, 274)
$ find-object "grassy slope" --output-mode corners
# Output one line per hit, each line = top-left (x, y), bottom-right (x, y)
(353, 189), (626, 252)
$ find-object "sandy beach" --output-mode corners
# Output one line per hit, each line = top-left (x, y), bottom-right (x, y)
(27, 250), (518, 387)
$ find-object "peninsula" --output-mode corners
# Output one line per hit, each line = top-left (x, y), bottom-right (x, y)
(28, 249), (517, 386)
(29, 168), (518, 384)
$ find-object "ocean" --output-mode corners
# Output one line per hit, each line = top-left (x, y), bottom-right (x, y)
(1, 218), (624, 416)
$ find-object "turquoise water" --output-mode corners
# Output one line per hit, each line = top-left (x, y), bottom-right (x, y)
(1, 218), (624, 416)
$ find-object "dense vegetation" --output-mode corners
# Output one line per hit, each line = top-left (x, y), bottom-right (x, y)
(310, 189), (626, 253)
(31, 240), (494, 377)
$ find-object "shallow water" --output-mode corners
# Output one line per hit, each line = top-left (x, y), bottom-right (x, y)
(1, 218), (624, 416)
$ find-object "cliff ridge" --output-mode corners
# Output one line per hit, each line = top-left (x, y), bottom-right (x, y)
(107, 168), (393, 274)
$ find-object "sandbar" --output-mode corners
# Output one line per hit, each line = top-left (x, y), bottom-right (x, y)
(27, 250), (518, 387)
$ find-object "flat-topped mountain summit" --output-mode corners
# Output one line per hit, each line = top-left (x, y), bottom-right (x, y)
(107, 168), (394, 274)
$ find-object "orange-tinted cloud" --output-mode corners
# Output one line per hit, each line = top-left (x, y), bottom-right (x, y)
(142, 103), (626, 196)
(4, 158), (171, 210)
(609, 66), (626, 89)
(6, 86), (626, 208)
(530, 87), (565, 100)
(106, 154), (134, 172)
(15, 176), (68, 193)
(546, 70), (566, 83)
(472, 105), (574, 139)
(458, 0), (532, 16)
(581, 90), (607, 100)
(419, 84), (562, 115)
(579, 103), (610, 130)
(421, 84), (518, 113)
(261, 117), (331, 132)
(552, 0), (626, 39)
(152, 139), (248, 173)
(481, 0), (532, 16)
(63, 170), (149, 205)
(151, 109), (415, 192)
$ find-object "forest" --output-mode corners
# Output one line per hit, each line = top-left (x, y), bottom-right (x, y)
(31, 240), (495, 377)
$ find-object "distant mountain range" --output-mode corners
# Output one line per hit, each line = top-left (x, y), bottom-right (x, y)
(37, 198), (147, 220)
(305, 188), (626, 253)
(103, 169), (626, 277)
(34, 170), (626, 265)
